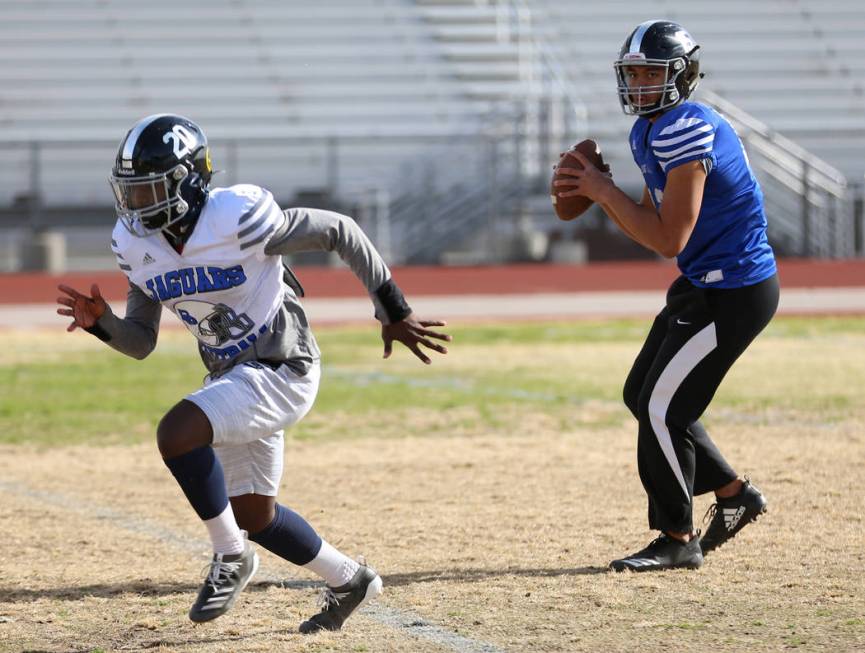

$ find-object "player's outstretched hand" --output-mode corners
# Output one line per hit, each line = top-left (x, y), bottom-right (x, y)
(382, 314), (451, 365)
(57, 283), (107, 332)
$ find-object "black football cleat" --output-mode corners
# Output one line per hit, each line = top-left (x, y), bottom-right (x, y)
(188, 538), (259, 623)
(299, 564), (383, 634)
(700, 479), (767, 555)
(610, 533), (703, 572)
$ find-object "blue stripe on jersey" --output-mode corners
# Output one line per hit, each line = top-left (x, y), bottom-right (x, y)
(237, 190), (272, 225)
(658, 146), (715, 171)
(239, 202), (281, 249)
(237, 198), (276, 239)
(652, 120), (715, 171)
(240, 222), (278, 250)
(654, 133), (713, 157)
(651, 122), (712, 146)
(628, 101), (776, 288)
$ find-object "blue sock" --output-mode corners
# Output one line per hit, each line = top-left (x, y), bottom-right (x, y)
(164, 446), (229, 521)
(248, 503), (323, 566)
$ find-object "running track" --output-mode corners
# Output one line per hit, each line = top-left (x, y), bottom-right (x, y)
(1, 259), (863, 329)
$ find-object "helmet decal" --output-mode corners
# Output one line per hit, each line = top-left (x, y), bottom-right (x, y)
(674, 29), (697, 53)
(628, 19), (662, 54)
(121, 113), (170, 164)
(162, 124), (198, 159)
(174, 300), (254, 346)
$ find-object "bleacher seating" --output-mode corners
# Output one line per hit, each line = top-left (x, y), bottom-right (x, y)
(410, 0), (865, 181)
(0, 0), (496, 209)
(3, 0), (864, 193)
(407, 0), (863, 260)
(524, 0), (865, 182)
(1, 0), (864, 268)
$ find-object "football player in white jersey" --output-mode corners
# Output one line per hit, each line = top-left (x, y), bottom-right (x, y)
(57, 114), (451, 632)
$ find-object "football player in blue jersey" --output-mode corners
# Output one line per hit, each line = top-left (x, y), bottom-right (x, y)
(554, 20), (779, 572)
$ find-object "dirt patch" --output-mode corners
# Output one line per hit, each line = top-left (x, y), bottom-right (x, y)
(2, 417), (864, 652)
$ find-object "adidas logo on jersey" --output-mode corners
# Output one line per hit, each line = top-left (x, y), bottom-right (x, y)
(723, 506), (746, 531)
(142, 252), (156, 266)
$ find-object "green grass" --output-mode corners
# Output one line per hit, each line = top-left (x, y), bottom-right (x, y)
(2, 316), (863, 446)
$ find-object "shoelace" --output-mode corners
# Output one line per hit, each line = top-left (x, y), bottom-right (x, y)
(315, 587), (343, 612)
(702, 502), (718, 526)
(313, 559), (365, 612)
(201, 555), (242, 591)
(641, 534), (669, 553)
(628, 533), (668, 558)
(639, 531), (700, 556)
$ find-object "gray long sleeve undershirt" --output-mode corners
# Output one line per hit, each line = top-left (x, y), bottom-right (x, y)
(91, 207), (408, 376)
(265, 207), (394, 317)
(92, 282), (162, 360)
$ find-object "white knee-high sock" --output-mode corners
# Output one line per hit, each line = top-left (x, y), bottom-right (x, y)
(303, 540), (360, 587)
(203, 503), (246, 555)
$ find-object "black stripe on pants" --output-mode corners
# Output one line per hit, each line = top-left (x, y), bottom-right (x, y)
(622, 273), (779, 533)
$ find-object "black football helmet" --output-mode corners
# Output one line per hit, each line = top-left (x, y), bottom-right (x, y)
(614, 20), (703, 116)
(109, 114), (212, 236)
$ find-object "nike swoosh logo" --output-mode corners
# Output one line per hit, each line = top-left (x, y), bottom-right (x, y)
(676, 319), (691, 325)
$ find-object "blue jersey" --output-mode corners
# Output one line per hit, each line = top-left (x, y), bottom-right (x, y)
(629, 101), (776, 288)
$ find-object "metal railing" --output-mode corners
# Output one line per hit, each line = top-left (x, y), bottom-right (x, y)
(0, 121), (556, 269)
(373, 0), (586, 264)
(700, 89), (859, 258)
(383, 117), (533, 264)
(4, 14), (862, 270)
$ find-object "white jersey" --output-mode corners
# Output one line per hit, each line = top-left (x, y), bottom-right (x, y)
(102, 184), (402, 377)
(111, 184), (288, 363)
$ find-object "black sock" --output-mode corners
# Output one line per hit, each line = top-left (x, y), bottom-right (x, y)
(164, 446), (229, 521)
(248, 503), (322, 565)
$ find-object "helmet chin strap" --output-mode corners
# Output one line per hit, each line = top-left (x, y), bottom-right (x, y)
(162, 214), (197, 251)
(162, 187), (208, 246)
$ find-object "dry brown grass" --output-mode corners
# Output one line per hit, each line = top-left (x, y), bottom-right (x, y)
(2, 415), (864, 652)
(2, 324), (864, 652)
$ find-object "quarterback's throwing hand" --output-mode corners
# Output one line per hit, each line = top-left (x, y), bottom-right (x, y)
(57, 283), (107, 332)
(382, 314), (451, 365)
(553, 150), (614, 203)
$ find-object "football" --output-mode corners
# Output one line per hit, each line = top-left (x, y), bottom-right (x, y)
(550, 139), (609, 221)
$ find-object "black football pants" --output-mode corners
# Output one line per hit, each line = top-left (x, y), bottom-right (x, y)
(623, 273), (780, 534)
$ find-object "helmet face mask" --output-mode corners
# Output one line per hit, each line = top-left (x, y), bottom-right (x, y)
(109, 114), (211, 237)
(109, 164), (190, 236)
(614, 21), (701, 117)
